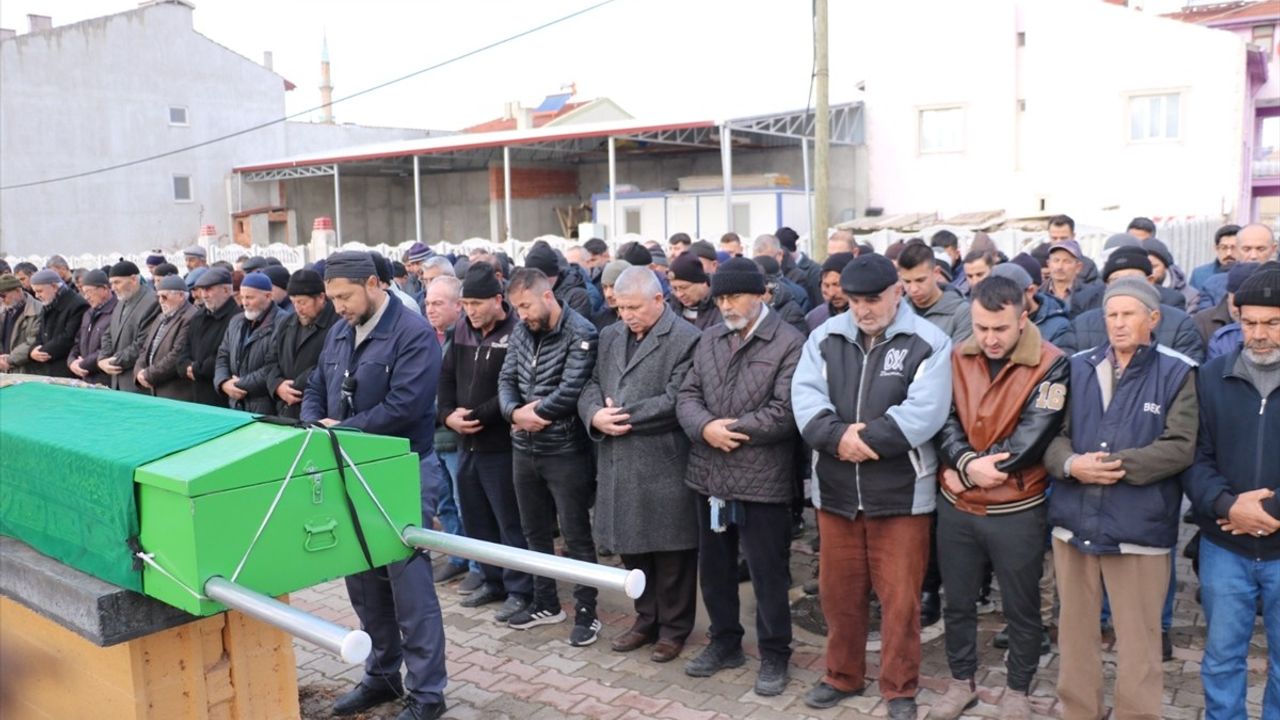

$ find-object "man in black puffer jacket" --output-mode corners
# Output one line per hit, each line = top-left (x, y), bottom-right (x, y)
(498, 267), (602, 646)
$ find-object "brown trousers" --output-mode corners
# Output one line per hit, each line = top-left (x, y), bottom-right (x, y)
(1053, 538), (1170, 720)
(817, 510), (930, 700)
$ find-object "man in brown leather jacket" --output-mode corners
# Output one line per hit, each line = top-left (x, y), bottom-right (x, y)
(929, 276), (1070, 720)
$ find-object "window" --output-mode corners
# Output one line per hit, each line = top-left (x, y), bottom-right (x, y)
(732, 202), (750, 235)
(1253, 24), (1275, 59)
(168, 106), (189, 126)
(172, 175), (192, 202)
(1128, 92), (1180, 142)
(919, 106), (964, 153)
(624, 207), (641, 235)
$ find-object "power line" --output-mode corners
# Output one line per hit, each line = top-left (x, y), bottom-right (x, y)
(1, 0), (621, 191)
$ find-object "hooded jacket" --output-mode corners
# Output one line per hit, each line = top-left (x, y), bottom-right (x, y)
(792, 299), (953, 518)
(914, 285), (973, 343)
(552, 264), (596, 319)
(498, 305), (598, 455)
(69, 294), (117, 385)
(1031, 292), (1070, 347)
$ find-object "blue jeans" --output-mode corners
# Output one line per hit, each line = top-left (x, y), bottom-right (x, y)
(1199, 536), (1280, 720)
(1101, 552), (1176, 631)
(436, 450), (479, 571)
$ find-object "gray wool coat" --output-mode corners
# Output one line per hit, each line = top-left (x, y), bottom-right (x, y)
(578, 307), (702, 555)
(99, 286), (160, 392)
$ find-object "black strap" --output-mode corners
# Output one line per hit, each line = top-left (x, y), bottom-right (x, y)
(321, 426), (377, 572)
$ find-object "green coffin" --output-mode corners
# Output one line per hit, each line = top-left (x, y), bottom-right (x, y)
(0, 382), (420, 616)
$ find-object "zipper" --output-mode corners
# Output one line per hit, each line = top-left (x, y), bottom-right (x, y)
(1255, 394), (1268, 559)
(851, 336), (879, 514)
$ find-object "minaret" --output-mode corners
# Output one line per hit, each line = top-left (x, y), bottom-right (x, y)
(319, 33), (334, 124)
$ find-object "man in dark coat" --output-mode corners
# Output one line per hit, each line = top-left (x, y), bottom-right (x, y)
(98, 261), (160, 392)
(667, 253), (722, 331)
(265, 269), (336, 418)
(778, 226), (823, 310)
(214, 272), (280, 413)
(579, 267), (702, 664)
(28, 269), (88, 377)
(301, 251), (448, 720)
(68, 269), (117, 385)
(675, 257), (806, 697)
(185, 269), (239, 406)
(134, 275), (197, 401)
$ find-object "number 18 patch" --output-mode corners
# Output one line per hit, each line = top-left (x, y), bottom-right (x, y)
(1033, 381), (1067, 411)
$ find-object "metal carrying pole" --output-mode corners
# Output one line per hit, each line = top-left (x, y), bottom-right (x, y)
(401, 527), (645, 599)
(203, 576), (371, 664)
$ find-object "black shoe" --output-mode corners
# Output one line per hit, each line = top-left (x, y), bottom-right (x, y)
(1041, 626), (1052, 656)
(791, 518), (805, 539)
(494, 595), (529, 624)
(459, 583), (504, 609)
(1162, 631), (1173, 661)
(395, 698), (446, 720)
(804, 681), (863, 709)
(333, 679), (404, 716)
(921, 591), (941, 628)
(684, 642), (746, 677)
(738, 559), (751, 583)
(457, 570), (485, 594)
(993, 625), (1009, 649)
(803, 576), (820, 595)
(754, 655), (790, 696)
(433, 562), (468, 584)
(569, 606), (602, 647)
(887, 697), (918, 720)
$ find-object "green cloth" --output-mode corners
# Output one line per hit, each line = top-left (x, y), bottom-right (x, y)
(0, 383), (253, 591)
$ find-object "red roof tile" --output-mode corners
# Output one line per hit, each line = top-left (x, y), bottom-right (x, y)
(462, 101), (588, 134)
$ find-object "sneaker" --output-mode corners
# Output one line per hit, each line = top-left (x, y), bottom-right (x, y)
(754, 655), (790, 696)
(887, 697), (918, 720)
(493, 595), (529, 623)
(684, 642), (746, 677)
(456, 570), (485, 594)
(459, 584), (504, 609)
(507, 602), (566, 630)
(568, 607), (602, 647)
(803, 681), (863, 709)
(926, 678), (977, 719)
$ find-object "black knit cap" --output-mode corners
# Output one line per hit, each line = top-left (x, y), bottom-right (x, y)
(1102, 246), (1153, 282)
(109, 260), (141, 278)
(688, 240), (717, 262)
(369, 251), (393, 284)
(262, 264), (291, 290)
(286, 269), (325, 296)
(753, 255), (781, 277)
(524, 242), (560, 276)
(841, 254), (899, 296)
(620, 241), (654, 267)
(775, 227), (799, 252)
(670, 253), (708, 284)
(324, 251), (377, 282)
(1226, 262), (1260, 295)
(821, 252), (855, 276)
(1234, 267), (1280, 308)
(710, 257), (766, 297)
(462, 261), (503, 299)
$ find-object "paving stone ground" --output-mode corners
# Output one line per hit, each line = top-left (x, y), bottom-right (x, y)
(291, 511), (1270, 719)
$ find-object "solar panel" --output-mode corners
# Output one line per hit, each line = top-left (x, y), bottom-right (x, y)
(535, 93), (572, 113)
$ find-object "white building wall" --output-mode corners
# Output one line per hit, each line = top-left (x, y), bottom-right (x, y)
(858, 0), (1247, 228)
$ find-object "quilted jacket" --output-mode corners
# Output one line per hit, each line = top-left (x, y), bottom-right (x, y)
(498, 305), (598, 455)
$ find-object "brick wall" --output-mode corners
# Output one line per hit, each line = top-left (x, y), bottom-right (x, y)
(489, 166), (579, 200)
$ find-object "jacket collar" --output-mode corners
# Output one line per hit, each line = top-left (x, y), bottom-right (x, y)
(824, 298), (920, 345)
(959, 321), (1043, 367)
(709, 301), (780, 343)
(331, 292), (401, 343)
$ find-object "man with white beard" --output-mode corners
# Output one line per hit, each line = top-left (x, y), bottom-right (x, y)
(214, 271), (280, 412)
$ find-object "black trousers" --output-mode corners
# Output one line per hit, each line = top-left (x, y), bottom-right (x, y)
(696, 495), (793, 660)
(937, 499), (1047, 692)
(456, 448), (533, 599)
(512, 449), (598, 612)
(620, 549), (698, 643)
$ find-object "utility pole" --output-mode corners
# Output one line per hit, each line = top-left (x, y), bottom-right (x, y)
(813, 0), (830, 260)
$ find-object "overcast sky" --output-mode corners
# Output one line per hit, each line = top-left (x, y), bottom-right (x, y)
(2, 0), (866, 130)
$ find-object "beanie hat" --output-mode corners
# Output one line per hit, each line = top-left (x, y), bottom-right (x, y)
(620, 242), (654, 267)
(156, 275), (188, 292)
(262, 264), (291, 291)
(1226, 262), (1260, 295)
(600, 260), (631, 288)
(710, 257), (766, 297)
(1104, 277), (1160, 312)
(403, 242), (433, 263)
(989, 262), (1033, 292)
(841, 254), (900, 296)
(0, 274), (21, 293)
(461, 262), (503, 299)
(286, 269), (325, 296)
(80, 269), (110, 288)
(1010, 253), (1043, 285)
(688, 240), (717, 262)
(1234, 268), (1280, 308)
(240, 272), (273, 293)
(145, 253), (166, 267)
(670, 253), (709, 284)
(369, 251), (393, 284)
(524, 243), (561, 276)
(753, 255), (781, 277)
(649, 246), (669, 268)
(194, 268), (233, 288)
(30, 269), (62, 286)
(110, 260), (141, 278)
(821, 252), (855, 276)
(775, 227), (799, 252)
(1103, 246), (1153, 282)
(1103, 233), (1140, 251)
(1141, 237), (1175, 269)
(324, 251), (378, 283)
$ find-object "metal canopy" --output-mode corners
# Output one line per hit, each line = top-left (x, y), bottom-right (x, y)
(236, 103), (863, 183)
